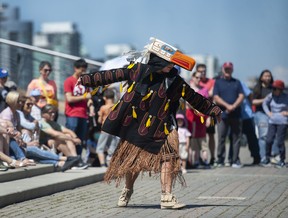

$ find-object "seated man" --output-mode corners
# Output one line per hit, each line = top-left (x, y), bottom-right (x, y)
(39, 104), (88, 170)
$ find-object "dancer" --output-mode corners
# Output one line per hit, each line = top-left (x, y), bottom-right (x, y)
(79, 38), (222, 209)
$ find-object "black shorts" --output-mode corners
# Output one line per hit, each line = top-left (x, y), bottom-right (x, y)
(206, 125), (215, 134)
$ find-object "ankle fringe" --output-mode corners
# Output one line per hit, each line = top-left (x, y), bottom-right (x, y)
(104, 130), (186, 187)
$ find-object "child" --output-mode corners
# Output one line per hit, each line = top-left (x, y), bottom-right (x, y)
(176, 113), (191, 174)
(262, 80), (288, 168)
(96, 89), (120, 167)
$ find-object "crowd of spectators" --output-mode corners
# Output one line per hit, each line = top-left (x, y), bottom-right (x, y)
(0, 59), (287, 172)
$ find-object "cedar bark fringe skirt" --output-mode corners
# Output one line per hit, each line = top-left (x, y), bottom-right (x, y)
(104, 129), (186, 187)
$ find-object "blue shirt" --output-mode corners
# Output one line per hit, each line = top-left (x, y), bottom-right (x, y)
(240, 81), (253, 119)
(213, 77), (244, 119)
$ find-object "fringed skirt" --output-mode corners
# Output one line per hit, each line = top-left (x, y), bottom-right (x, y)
(104, 129), (185, 187)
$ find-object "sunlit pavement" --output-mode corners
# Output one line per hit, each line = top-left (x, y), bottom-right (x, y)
(1, 144), (288, 218)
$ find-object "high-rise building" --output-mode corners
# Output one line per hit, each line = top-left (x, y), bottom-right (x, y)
(33, 22), (81, 99)
(0, 3), (33, 89)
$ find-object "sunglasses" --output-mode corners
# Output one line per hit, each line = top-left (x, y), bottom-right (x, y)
(43, 69), (52, 73)
(47, 111), (55, 115)
(25, 103), (33, 107)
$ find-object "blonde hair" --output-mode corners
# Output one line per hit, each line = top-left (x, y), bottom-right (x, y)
(5, 91), (20, 109)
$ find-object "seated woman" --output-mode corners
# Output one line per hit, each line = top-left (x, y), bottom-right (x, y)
(0, 91), (35, 166)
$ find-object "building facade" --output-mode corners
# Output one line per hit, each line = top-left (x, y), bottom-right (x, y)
(33, 22), (81, 99)
(0, 3), (33, 89)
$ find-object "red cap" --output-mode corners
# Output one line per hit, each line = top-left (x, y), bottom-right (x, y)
(222, 62), (233, 69)
(272, 80), (285, 90)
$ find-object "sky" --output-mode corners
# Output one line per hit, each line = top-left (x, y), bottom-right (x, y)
(3, 0), (288, 84)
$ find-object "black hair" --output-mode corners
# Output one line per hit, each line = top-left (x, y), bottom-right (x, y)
(103, 89), (115, 99)
(41, 104), (56, 114)
(253, 69), (274, 97)
(74, 58), (88, 69)
(39, 61), (52, 71)
(196, 63), (206, 70)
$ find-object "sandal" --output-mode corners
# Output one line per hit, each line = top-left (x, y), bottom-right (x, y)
(0, 161), (8, 171)
(9, 159), (26, 168)
(22, 159), (36, 166)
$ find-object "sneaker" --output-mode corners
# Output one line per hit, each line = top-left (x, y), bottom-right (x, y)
(275, 161), (286, 169)
(231, 163), (243, 168)
(260, 158), (271, 167)
(160, 193), (186, 209)
(202, 163), (211, 169)
(71, 162), (89, 170)
(214, 161), (224, 168)
(200, 160), (211, 169)
(118, 187), (133, 207)
(225, 162), (232, 167)
(61, 157), (80, 172)
(270, 155), (281, 164)
(209, 157), (215, 166)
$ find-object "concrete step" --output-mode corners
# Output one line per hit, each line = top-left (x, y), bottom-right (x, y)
(0, 164), (55, 183)
(0, 167), (106, 208)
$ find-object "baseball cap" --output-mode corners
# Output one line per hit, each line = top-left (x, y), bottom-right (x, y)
(30, 89), (41, 97)
(176, 113), (185, 120)
(222, 62), (233, 69)
(272, 80), (285, 90)
(0, 68), (9, 78)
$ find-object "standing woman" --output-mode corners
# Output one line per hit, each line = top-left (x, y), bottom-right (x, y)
(186, 71), (210, 168)
(27, 61), (58, 109)
(252, 70), (274, 162)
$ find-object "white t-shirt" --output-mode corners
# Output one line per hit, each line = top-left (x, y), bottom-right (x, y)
(178, 127), (191, 144)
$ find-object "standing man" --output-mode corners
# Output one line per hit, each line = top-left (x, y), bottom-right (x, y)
(213, 62), (244, 168)
(197, 64), (216, 165)
(64, 59), (93, 161)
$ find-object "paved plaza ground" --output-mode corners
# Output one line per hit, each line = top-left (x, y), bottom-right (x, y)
(1, 144), (288, 218)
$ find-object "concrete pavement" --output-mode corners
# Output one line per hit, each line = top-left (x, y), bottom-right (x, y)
(1, 145), (288, 217)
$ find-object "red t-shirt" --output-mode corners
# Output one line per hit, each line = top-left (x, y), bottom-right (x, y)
(186, 87), (209, 138)
(64, 76), (88, 119)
